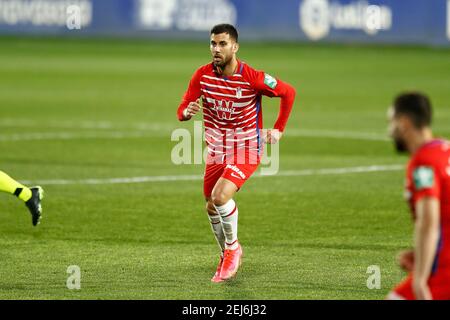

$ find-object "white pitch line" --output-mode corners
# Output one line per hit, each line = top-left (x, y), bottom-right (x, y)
(0, 129), (390, 142)
(2, 118), (449, 142)
(0, 118), (391, 142)
(0, 119), (174, 132)
(0, 132), (154, 141)
(20, 174), (204, 186)
(286, 129), (390, 141)
(20, 164), (404, 186)
(275, 164), (403, 177)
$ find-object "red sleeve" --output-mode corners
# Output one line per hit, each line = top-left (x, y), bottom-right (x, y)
(411, 153), (441, 202)
(177, 68), (202, 121)
(246, 68), (296, 132)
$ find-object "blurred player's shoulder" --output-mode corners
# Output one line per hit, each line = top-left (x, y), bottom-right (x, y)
(415, 139), (449, 158)
(410, 139), (450, 168)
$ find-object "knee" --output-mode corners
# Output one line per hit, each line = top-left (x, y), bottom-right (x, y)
(211, 190), (229, 207)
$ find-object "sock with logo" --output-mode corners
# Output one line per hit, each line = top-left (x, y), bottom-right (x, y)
(207, 212), (225, 252)
(214, 199), (239, 250)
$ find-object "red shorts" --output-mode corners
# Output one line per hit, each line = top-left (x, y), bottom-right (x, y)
(203, 162), (260, 198)
(393, 271), (450, 300)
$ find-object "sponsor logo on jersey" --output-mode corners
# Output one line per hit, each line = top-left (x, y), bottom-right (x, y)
(211, 99), (235, 120)
(413, 166), (434, 190)
(226, 164), (246, 179)
(230, 172), (243, 179)
(264, 73), (277, 89)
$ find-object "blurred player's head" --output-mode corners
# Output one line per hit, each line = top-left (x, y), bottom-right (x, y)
(210, 24), (239, 70)
(388, 92), (433, 153)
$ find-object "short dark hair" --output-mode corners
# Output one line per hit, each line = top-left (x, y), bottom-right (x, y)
(210, 24), (238, 42)
(393, 92), (432, 128)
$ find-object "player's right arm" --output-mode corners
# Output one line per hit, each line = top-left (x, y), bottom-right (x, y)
(177, 68), (202, 121)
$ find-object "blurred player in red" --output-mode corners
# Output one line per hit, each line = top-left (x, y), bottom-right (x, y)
(177, 24), (296, 282)
(387, 92), (450, 300)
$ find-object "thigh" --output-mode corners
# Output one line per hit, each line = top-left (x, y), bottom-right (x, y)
(221, 163), (260, 191)
(204, 163), (225, 198)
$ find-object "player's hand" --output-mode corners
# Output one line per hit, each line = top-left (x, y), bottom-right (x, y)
(263, 129), (283, 144)
(397, 249), (414, 272)
(183, 98), (202, 119)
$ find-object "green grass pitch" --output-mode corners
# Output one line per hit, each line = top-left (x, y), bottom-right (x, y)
(0, 37), (449, 299)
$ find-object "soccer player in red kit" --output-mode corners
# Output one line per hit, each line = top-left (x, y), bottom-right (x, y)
(177, 24), (296, 282)
(387, 92), (450, 300)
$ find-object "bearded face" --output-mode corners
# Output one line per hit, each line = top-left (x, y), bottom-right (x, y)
(393, 131), (408, 153)
(388, 107), (408, 153)
(210, 33), (237, 71)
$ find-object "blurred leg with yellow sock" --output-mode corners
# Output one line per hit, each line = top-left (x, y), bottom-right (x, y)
(0, 170), (43, 226)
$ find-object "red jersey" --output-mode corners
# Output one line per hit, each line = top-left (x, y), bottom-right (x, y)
(405, 139), (450, 270)
(177, 60), (296, 163)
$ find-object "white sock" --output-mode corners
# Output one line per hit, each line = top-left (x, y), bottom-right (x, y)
(214, 199), (239, 250)
(207, 212), (225, 253)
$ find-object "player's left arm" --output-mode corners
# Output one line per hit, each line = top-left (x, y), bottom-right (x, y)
(413, 196), (440, 300)
(268, 78), (296, 143)
(249, 70), (296, 144)
(411, 159), (442, 300)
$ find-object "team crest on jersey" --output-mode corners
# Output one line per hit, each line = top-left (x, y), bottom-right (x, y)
(264, 73), (277, 89)
(211, 99), (235, 120)
(236, 87), (242, 99)
(413, 166), (434, 190)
